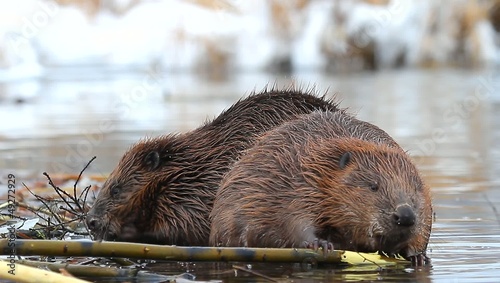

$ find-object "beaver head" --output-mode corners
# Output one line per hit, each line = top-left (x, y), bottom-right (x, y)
(302, 138), (433, 258)
(85, 135), (212, 245)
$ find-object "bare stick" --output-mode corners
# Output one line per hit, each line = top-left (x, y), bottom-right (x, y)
(22, 183), (64, 225)
(232, 265), (279, 282)
(357, 253), (383, 270)
(73, 156), (96, 212)
(483, 193), (500, 227)
(42, 173), (76, 213)
(79, 185), (93, 212)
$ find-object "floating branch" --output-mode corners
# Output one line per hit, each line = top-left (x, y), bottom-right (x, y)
(0, 260), (90, 283)
(16, 259), (139, 279)
(0, 239), (408, 267)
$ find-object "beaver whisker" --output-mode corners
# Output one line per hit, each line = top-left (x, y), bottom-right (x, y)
(92, 223), (106, 241)
(377, 236), (386, 250)
(368, 218), (383, 238)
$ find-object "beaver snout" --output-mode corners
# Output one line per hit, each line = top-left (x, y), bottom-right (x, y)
(86, 216), (101, 231)
(393, 204), (416, 227)
(85, 209), (107, 240)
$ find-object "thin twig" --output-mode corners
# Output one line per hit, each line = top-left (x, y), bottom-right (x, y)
(79, 185), (93, 213)
(42, 173), (76, 213)
(73, 156), (96, 212)
(16, 158), (98, 240)
(58, 206), (80, 217)
(78, 258), (99, 265)
(358, 253), (383, 270)
(483, 193), (500, 227)
(232, 265), (279, 282)
(16, 200), (68, 223)
(82, 187), (95, 211)
(22, 184), (64, 225)
(15, 204), (50, 225)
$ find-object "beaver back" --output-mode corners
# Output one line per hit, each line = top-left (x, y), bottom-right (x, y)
(86, 89), (342, 245)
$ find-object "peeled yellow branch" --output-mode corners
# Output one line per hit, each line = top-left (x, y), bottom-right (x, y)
(0, 239), (409, 267)
(340, 251), (407, 266)
(17, 259), (139, 279)
(0, 260), (90, 283)
(1, 239), (340, 263)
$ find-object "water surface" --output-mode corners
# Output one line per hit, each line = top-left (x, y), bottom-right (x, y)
(1, 68), (499, 282)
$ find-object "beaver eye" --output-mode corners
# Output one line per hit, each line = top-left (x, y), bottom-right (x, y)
(144, 151), (161, 170)
(339, 152), (352, 169)
(369, 184), (379, 192)
(110, 186), (120, 197)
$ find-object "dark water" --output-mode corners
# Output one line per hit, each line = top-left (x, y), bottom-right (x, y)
(1, 68), (499, 282)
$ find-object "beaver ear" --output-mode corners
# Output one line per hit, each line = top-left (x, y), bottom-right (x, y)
(339, 152), (352, 169)
(144, 151), (161, 170)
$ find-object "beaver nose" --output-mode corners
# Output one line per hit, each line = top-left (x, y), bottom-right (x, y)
(86, 216), (101, 231)
(393, 204), (416, 227)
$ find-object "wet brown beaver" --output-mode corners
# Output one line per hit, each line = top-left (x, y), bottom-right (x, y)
(85, 89), (342, 245)
(209, 110), (433, 263)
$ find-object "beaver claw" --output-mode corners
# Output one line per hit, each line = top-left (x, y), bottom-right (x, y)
(303, 239), (334, 254)
(409, 253), (430, 266)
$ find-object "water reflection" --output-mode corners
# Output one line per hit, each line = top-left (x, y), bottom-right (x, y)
(0, 68), (499, 282)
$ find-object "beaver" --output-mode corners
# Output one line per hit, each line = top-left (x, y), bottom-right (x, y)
(85, 89), (343, 245)
(209, 110), (433, 264)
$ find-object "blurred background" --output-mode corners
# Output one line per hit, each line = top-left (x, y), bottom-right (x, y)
(0, 0), (500, 176)
(0, 0), (498, 175)
(0, 0), (498, 172)
(1, 0), (499, 76)
(1, 1), (500, 281)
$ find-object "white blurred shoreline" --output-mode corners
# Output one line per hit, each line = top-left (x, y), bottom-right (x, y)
(1, 0), (499, 82)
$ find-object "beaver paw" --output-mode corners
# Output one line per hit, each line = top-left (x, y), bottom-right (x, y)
(409, 253), (430, 266)
(303, 239), (334, 254)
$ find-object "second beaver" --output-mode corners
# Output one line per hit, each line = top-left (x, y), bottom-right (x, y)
(85, 89), (342, 245)
(209, 111), (433, 263)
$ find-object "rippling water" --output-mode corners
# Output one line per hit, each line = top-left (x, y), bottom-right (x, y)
(1, 68), (499, 282)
